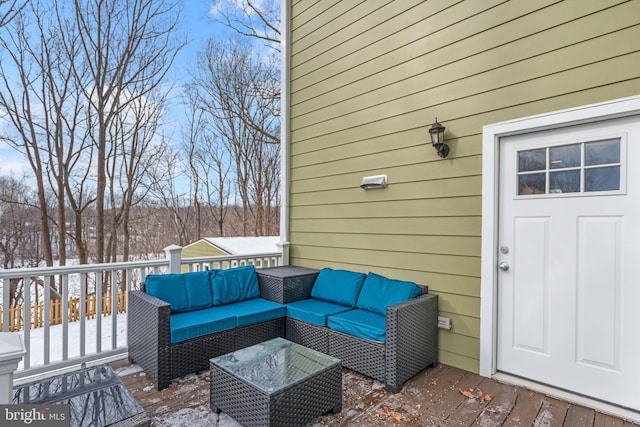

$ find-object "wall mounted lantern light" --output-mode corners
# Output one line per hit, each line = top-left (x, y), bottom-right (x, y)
(429, 118), (449, 158)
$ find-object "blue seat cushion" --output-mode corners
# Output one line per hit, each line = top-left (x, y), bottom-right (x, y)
(286, 298), (353, 326)
(145, 274), (189, 313)
(327, 309), (386, 342)
(212, 265), (260, 306)
(169, 307), (237, 343)
(311, 268), (366, 307)
(216, 298), (286, 327)
(356, 272), (422, 316)
(183, 270), (214, 310)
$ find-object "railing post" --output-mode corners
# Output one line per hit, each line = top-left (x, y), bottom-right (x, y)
(0, 333), (25, 404)
(277, 240), (290, 266)
(164, 245), (183, 274)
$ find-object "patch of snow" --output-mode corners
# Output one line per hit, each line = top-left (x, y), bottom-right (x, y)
(142, 385), (154, 392)
(216, 412), (243, 427)
(153, 406), (239, 427)
(175, 382), (200, 393)
(172, 371), (206, 383)
(372, 380), (386, 390)
(154, 405), (169, 414)
(113, 364), (144, 377)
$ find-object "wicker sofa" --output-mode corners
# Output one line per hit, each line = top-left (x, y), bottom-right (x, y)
(128, 265), (287, 390)
(128, 265), (438, 393)
(283, 268), (438, 393)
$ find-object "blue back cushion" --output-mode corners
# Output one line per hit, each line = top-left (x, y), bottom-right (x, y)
(145, 274), (189, 313)
(356, 272), (422, 316)
(311, 268), (366, 307)
(212, 265), (260, 306)
(183, 270), (214, 310)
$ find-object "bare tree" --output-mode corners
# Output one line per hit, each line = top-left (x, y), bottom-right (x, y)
(182, 94), (206, 241)
(105, 92), (167, 263)
(0, 1), (82, 272)
(73, 0), (184, 263)
(0, 0), (182, 267)
(0, 176), (44, 306)
(209, 0), (281, 127)
(182, 89), (234, 238)
(0, 0), (25, 27)
(146, 144), (192, 245)
(210, 0), (280, 49)
(0, 177), (41, 269)
(200, 137), (232, 237)
(190, 36), (279, 236)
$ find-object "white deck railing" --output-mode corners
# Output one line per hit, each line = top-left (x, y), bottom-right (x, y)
(0, 245), (281, 380)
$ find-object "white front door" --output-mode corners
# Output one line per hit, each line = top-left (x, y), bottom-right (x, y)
(497, 116), (640, 411)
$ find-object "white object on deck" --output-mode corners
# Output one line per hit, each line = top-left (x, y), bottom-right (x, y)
(0, 332), (26, 404)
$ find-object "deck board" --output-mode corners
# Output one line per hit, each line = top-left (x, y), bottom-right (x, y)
(108, 359), (638, 426)
(502, 387), (546, 427)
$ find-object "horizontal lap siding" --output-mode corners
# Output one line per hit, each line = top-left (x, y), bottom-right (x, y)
(182, 241), (227, 258)
(287, 0), (640, 373)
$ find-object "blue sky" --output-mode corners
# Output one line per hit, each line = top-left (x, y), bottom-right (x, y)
(173, 0), (227, 80)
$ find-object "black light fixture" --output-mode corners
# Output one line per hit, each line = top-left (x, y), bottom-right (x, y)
(429, 118), (449, 158)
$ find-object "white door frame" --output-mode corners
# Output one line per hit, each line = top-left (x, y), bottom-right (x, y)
(480, 94), (640, 418)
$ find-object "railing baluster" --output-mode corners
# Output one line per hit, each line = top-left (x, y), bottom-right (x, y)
(23, 277), (31, 369)
(111, 270), (118, 350)
(126, 268), (132, 293)
(140, 267), (146, 290)
(62, 274), (69, 361)
(80, 273), (86, 358)
(43, 275), (51, 366)
(2, 278), (9, 332)
(96, 272), (102, 354)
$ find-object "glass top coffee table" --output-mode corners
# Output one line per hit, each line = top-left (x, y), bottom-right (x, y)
(210, 337), (342, 427)
(13, 365), (149, 427)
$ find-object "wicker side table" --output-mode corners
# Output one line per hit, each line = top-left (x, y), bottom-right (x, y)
(210, 337), (342, 427)
(257, 265), (319, 303)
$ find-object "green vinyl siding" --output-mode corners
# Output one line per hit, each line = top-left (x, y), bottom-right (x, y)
(181, 240), (230, 273)
(182, 241), (228, 258)
(287, 0), (640, 373)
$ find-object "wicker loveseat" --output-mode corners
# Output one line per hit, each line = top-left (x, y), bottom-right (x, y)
(284, 268), (438, 393)
(128, 265), (438, 393)
(128, 265), (287, 390)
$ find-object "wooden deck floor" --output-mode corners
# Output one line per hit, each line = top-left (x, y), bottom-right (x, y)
(110, 359), (639, 426)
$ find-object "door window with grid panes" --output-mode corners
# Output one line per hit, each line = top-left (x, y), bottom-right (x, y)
(516, 138), (623, 197)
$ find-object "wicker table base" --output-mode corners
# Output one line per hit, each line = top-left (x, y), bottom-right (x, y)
(210, 337), (342, 427)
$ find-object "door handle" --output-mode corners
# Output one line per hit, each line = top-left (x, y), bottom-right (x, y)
(498, 262), (510, 271)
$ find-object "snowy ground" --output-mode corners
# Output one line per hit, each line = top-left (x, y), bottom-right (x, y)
(17, 313), (128, 370)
